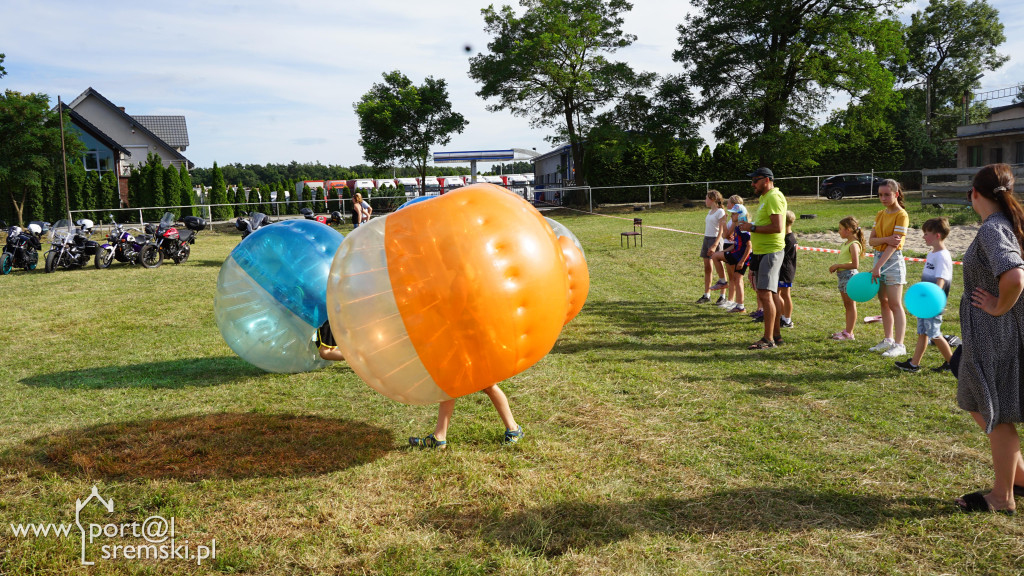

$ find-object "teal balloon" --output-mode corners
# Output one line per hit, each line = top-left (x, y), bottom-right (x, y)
(905, 281), (947, 318)
(846, 272), (879, 302)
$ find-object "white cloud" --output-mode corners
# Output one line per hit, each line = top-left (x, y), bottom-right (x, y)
(2, 0), (1020, 170)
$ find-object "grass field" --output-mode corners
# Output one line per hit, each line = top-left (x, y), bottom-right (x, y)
(1, 196), (1020, 576)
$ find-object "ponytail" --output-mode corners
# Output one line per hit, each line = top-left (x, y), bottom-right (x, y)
(972, 163), (1024, 253)
(840, 215), (865, 252)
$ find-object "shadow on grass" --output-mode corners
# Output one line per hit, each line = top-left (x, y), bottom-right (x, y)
(185, 258), (228, 268)
(420, 487), (946, 558)
(20, 357), (264, 389)
(2, 412), (392, 481)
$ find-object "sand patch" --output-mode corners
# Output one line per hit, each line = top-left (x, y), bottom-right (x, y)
(798, 224), (979, 260)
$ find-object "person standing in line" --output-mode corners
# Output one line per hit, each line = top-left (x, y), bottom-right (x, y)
(696, 190), (729, 304)
(953, 163), (1024, 514)
(894, 217), (955, 373)
(828, 216), (865, 341)
(736, 168), (787, 349)
(778, 211), (798, 329)
(867, 180), (910, 358)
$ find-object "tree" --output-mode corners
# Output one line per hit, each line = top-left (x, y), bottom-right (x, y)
(469, 0), (649, 185)
(0, 91), (81, 226)
(354, 71), (468, 195)
(163, 164), (181, 219)
(902, 0), (1007, 140)
(0, 53), (6, 79)
(209, 162), (231, 221)
(675, 0), (905, 167)
(179, 165), (194, 217)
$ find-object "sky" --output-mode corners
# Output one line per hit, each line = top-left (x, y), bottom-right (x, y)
(2, 0), (1022, 172)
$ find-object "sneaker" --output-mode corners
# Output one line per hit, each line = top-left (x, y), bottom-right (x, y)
(714, 295), (727, 305)
(895, 360), (920, 373)
(751, 312), (764, 323)
(748, 310), (762, 318)
(729, 306), (747, 313)
(869, 338), (895, 352)
(503, 425), (524, 445)
(932, 361), (952, 373)
(695, 295), (711, 304)
(722, 301), (737, 310)
(881, 343), (907, 358)
(944, 335), (962, 347)
(711, 279), (728, 290)
(780, 318), (794, 328)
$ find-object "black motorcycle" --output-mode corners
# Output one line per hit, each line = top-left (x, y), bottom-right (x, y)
(44, 219), (102, 272)
(236, 211), (270, 239)
(95, 217), (160, 269)
(145, 212), (206, 264)
(1, 222), (43, 274)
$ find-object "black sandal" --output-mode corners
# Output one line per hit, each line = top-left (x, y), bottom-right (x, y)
(956, 491), (1015, 515)
(748, 338), (776, 350)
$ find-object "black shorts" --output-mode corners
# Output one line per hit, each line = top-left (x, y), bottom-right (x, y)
(316, 320), (337, 351)
(748, 253), (761, 274)
(779, 252), (796, 284)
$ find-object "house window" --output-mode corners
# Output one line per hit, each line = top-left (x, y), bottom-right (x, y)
(991, 147), (1003, 164)
(83, 151), (99, 171)
(967, 145), (984, 167)
(1015, 142), (1024, 165)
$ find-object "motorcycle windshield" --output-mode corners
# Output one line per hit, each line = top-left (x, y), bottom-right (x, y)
(50, 219), (74, 243)
(160, 212), (176, 228)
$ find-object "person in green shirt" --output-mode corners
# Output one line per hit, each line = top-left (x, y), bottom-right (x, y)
(737, 167), (787, 349)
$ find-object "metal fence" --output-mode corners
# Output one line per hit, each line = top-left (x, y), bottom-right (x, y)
(533, 169), (926, 211)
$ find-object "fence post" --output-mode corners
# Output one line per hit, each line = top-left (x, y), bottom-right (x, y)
(816, 176), (820, 199)
(648, 185), (652, 208)
(870, 169), (874, 198)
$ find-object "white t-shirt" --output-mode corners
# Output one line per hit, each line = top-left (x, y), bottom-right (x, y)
(923, 248), (953, 295)
(704, 208), (725, 237)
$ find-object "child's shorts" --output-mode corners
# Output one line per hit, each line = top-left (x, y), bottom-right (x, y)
(725, 252), (749, 274)
(700, 236), (721, 259)
(874, 250), (907, 286)
(837, 269), (855, 295)
(917, 315), (943, 339)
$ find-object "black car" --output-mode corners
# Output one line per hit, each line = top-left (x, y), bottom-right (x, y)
(820, 174), (884, 200)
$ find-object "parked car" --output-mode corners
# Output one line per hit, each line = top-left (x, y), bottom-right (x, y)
(820, 174), (884, 200)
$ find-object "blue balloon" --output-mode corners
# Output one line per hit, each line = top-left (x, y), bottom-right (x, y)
(845, 271), (880, 302)
(214, 220), (344, 373)
(905, 281), (947, 318)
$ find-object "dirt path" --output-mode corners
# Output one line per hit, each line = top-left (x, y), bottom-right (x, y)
(799, 224), (979, 259)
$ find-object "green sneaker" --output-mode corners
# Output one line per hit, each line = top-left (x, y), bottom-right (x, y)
(503, 426), (524, 445)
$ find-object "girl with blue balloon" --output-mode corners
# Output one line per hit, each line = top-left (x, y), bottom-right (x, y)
(867, 180), (911, 358)
(894, 218), (954, 373)
(828, 216), (865, 341)
(953, 164), (1024, 514)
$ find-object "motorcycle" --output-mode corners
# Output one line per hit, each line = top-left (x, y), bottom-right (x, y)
(146, 212), (206, 264)
(44, 219), (102, 272)
(95, 216), (161, 269)
(1, 222), (43, 274)
(236, 211), (270, 239)
(300, 207), (331, 225)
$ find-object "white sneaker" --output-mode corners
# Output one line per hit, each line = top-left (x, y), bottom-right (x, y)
(723, 301), (737, 310)
(869, 338), (895, 352)
(881, 343), (907, 358)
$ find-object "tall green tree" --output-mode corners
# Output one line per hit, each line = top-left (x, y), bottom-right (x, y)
(163, 164), (181, 218)
(209, 162), (231, 221)
(469, 0), (649, 185)
(178, 165), (194, 217)
(355, 71), (468, 195)
(0, 90), (74, 226)
(902, 0), (1007, 140)
(675, 0), (906, 168)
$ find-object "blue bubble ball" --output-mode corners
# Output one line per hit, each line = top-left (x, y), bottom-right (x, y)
(214, 219), (344, 373)
(846, 271), (880, 302)
(905, 281), (947, 319)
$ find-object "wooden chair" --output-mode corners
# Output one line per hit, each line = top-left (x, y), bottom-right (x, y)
(621, 218), (642, 247)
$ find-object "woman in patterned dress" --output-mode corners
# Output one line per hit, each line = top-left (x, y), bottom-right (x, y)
(954, 163), (1024, 514)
